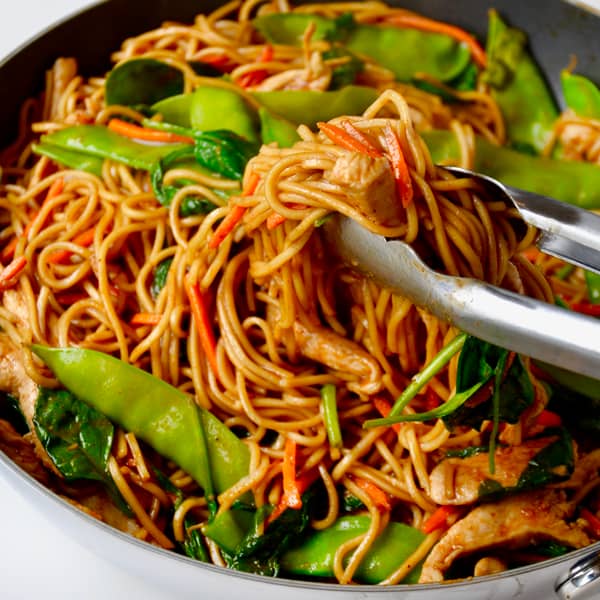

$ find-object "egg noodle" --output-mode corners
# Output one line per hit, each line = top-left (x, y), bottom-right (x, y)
(0, 0), (599, 586)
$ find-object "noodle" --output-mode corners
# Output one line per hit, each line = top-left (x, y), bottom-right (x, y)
(1, 0), (600, 587)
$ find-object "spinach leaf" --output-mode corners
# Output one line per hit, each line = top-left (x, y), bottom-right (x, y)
(0, 392), (28, 434)
(323, 47), (364, 90)
(444, 337), (534, 431)
(445, 445), (490, 459)
(33, 387), (128, 512)
(341, 488), (365, 512)
(323, 12), (357, 42)
(193, 130), (259, 180)
(151, 258), (173, 300)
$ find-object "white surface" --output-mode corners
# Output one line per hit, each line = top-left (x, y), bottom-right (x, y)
(0, 7), (175, 600)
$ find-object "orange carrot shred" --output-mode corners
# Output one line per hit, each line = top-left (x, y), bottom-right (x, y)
(108, 118), (195, 144)
(422, 505), (460, 533)
(351, 475), (391, 511)
(384, 123), (414, 207)
(386, 13), (487, 67)
(282, 438), (302, 509)
(184, 275), (219, 377)
(46, 226), (96, 265)
(373, 397), (401, 433)
(266, 212), (287, 230)
(238, 44), (274, 88)
(0, 256), (27, 292)
(570, 302), (600, 317)
(581, 508), (600, 537)
(209, 172), (261, 249)
(318, 121), (382, 158)
(339, 120), (383, 158)
(130, 313), (162, 326)
(534, 409), (563, 428)
(522, 247), (540, 262)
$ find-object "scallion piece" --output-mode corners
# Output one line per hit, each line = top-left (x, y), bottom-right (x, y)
(321, 384), (342, 449)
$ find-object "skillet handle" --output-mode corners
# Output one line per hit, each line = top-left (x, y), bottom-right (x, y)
(556, 551), (600, 599)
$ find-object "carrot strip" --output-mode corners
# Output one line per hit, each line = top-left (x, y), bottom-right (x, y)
(386, 13), (487, 68)
(46, 226), (96, 264)
(339, 120), (382, 158)
(2, 177), (65, 262)
(266, 212), (287, 230)
(384, 123), (414, 207)
(108, 118), (194, 144)
(0, 256), (27, 292)
(521, 247), (540, 262)
(581, 508), (600, 537)
(350, 475), (391, 511)
(373, 397), (401, 433)
(318, 121), (382, 158)
(184, 275), (219, 377)
(55, 291), (88, 305)
(208, 172), (261, 249)
(130, 313), (162, 326)
(282, 438), (302, 509)
(238, 44), (273, 88)
(534, 409), (562, 428)
(570, 302), (600, 317)
(422, 505), (460, 533)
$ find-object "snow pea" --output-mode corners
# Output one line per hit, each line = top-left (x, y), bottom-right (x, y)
(31, 345), (250, 501)
(484, 11), (558, 154)
(33, 141), (104, 176)
(258, 107), (300, 147)
(279, 515), (425, 583)
(252, 86), (377, 127)
(253, 13), (472, 82)
(561, 71), (600, 118)
(422, 129), (600, 209)
(37, 125), (189, 172)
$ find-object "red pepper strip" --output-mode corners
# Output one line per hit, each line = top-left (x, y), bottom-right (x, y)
(422, 505), (460, 533)
(108, 118), (195, 144)
(384, 123), (414, 208)
(570, 302), (600, 317)
(385, 13), (487, 68)
(581, 508), (600, 537)
(534, 409), (563, 428)
(130, 313), (162, 326)
(208, 172), (261, 249)
(350, 475), (391, 511)
(317, 121), (382, 158)
(339, 120), (382, 158)
(0, 256), (27, 292)
(238, 44), (274, 88)
(373, 397), (401, 433)
(46, 226), (96, 265)
(184, 275), (219, 377)
(2, 177), (65, 262)
(424, 387), (441, 411)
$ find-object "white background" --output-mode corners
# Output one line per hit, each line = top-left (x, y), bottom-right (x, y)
(3, 1), (600, 599)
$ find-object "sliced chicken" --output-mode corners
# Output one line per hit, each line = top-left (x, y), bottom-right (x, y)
(293, 320), (382, 395)
(325, 151), (399, 226)
(419, 490), (590, 583)
(48, 57), (78, 121)
(429, 436), (567, 505)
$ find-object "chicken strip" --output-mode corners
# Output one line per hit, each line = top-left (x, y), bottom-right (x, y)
(419, 490), (590, 583)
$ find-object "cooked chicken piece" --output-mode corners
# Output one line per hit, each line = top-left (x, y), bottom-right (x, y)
(473, 556), (508, 577)
(3, 288), (31, 333)
(559, 121), (600, 165)
(429, 436), (567, 505)
(257, 50), (331, 92)
(293, 320), (382, 395)
(325, 152), (399, 226)
(48, 57), (78, 121)
(419, 490), (590, 583)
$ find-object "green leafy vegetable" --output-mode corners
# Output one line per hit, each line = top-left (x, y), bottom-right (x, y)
(193, 130), (259, 180)
(323, 47), (364, 89)
(105, 58), (184, 108)
(150, 258), (174, 299)
(0, 392), (28, 434)
(323, 12), (357, 42)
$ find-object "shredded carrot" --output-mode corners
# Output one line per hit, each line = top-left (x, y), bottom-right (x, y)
(108, 118), (195, 144)
(46, 226), (96, 264)
(581, 508), (600, 537)
(282, 438), (302, 509)
(318, 121), (383, 158)
(534, 409), (563, 428)
(384, 123), (414, 207)
(422, 505), (460, 533)
(184, 275), (219, 377)
(386, 13), (487, 67)
(130, 312), (162, 326)
(571, 302), (600, 317)
(350, 475), (391, 511)
(200, 54), (233, 71)
(2, 177), (65, 262)
(339, 120), (382, 158)
(55, 291), (88, 305)
(373, 397), (401, 433)
(238, 44), (273, 88)
(0, 256), (27, 292)
(208, 172), (261, 249)
(522, 247), (540, 262)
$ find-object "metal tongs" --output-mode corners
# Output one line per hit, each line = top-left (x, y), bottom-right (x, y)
(324, 166), (600, 380)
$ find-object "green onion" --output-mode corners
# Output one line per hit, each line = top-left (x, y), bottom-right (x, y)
(321, 384), (342, 449)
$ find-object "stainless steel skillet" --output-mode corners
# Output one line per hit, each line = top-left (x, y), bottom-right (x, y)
(1, 2), (600, 600)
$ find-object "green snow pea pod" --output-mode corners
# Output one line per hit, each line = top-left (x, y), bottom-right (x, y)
(252, 86), (377, 127)
(561, 71), (600, 118)
(31, 345), (250, 501)
(37, 125), (190, 171)
(422, 129), (600, 209)
(280, 515), (425, 583)
(483, 11), (558, 154)
(253, 13), (472, 82)
(258, 107), (300, 147)
(33, 142), (104, 176)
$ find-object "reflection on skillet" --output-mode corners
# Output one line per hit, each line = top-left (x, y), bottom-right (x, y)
(1, 0), (600, 587)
